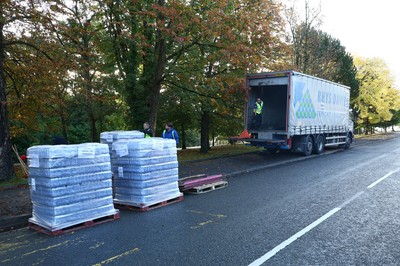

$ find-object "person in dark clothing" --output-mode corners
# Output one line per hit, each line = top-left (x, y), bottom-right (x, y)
(52, 136), (68, 145)
(161, 122), (179, 145)
(142, 122), (153, 138)
(253, 98), (264, 130)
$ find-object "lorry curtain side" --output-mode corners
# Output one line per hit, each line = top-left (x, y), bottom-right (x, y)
(289, 73), (350, 136)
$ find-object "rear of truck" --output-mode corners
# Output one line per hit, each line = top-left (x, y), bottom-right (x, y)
(237, 70), (353, 155)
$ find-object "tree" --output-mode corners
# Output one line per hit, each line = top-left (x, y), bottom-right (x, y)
(377, 109), (400, 132)
(354, 57), (400, 134)
(157, 87), (199, 149)
(0, 1), (12, 180)
(284, 0), (359, 99)
(101, 0), (287, 144)
(101, 0), (156, 130)
(162, 0), (287, 153)
(48, 0), (119, 142)
(285, 0), (322, 72)
(0, 0), (53, 180)
(7, 36), (65, 146)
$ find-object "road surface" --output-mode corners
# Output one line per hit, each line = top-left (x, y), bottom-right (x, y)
(1, 135), (400, 265)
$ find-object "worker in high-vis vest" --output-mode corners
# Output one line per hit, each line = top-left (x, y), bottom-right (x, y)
(161, 122), (179, 145)
(253, 98), (264, 129)
(142, 122), (153, 138)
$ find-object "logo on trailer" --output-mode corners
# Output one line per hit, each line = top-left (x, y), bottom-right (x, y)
(296, 89), (316, 119)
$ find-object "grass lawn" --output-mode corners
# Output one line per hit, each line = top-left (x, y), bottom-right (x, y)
(178, 144), (259, 162)
(354, 131), (397, 139)
(0, 176), (28, 189)
(0, 163), (29, 189)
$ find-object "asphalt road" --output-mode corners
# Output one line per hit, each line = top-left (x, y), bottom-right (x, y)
(1, 135), (400, 265)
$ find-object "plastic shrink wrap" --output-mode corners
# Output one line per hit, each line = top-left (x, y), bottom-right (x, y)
(100, 130), (144, 153)
(27, 143), (118, 231)
(112, 138), (182, 206)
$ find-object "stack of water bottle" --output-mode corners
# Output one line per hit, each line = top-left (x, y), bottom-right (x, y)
(100, 130), (144, 153)
(27, 143), (118, 231)
(112, 138), (182, 207)
(100, 130), (145, 197)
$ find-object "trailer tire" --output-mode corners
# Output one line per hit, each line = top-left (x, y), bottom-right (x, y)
(313, 135), (325, 154)
(344, 133), (352, 149)
(267, 148), (279, 154)
(303, 135), (313, 156)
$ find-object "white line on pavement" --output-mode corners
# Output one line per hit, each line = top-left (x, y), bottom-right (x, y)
(338, 191), (365, 208)
(248, 207), (341, 266)
(249, 163), (400, 265)
(367, 168), (400, 189)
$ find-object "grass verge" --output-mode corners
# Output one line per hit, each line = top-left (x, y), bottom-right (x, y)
(178, 144), (259, 162)
(1, 163), (29, 189)
(354, 131), (398, 140)
(0, 177), (28, 189)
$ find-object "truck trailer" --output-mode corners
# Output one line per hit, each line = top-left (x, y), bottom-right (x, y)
(232, 70), (354, 156)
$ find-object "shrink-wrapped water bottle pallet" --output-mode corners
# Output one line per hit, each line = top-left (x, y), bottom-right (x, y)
(28, 212), (120, 236)
(114, 195), (184, 212)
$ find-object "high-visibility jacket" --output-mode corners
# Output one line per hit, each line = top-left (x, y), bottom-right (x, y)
(162, 129), (179, 144)
(143, 128), (153, 138)
(254, 101), (263, 114)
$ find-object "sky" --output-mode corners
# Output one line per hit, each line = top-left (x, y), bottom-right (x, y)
(305, 0), (400, 86)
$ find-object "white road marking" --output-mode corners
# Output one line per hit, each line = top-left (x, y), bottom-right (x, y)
(248, 208), (341, 266)
(367, 168), (400, 189)
(249, 165), (400, 265)
(338, 191), (365, 208)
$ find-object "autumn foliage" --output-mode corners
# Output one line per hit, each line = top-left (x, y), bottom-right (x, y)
(0, 0), (399, 179)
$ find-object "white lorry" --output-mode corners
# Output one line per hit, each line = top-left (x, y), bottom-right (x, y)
(232, 70), (354, 155)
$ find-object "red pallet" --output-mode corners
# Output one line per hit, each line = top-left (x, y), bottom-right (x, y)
(179, 174), (224, 191)
(29, 212), (120, 236)
(114, 195), (184, 212)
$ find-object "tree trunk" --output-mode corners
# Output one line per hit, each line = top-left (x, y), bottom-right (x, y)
(148, 81), (162, 135)
(148, 0), (166, 133)
(107, 2), (143, 129)
(89, 112), (98, 142)
(60, 112), (68, 142)
(181, 123), (186, 150)
(200, 111), (210, 153)
(0, 20), (14, 180)
(364, 119), (369, 135)
(82, 31), (98, 142)
(99, 116), (103, 135)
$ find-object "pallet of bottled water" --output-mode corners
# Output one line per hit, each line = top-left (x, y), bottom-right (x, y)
(27, 143), (119, 232)
(112, 138), (183, 209)
(100, 130), (144, 153)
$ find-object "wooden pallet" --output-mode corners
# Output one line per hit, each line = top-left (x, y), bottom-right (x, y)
(184, 181), (228, 194)
(114, 195), (184, 212)
(29, 212), (120, 236)
(179, 174), (224, 191)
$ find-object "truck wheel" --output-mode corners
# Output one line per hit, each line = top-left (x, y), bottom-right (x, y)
(344, 133), (352, 149)
(313, 135), (325, 154)
(267, 148), (278, 154)
(303, 135), (313, 156)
